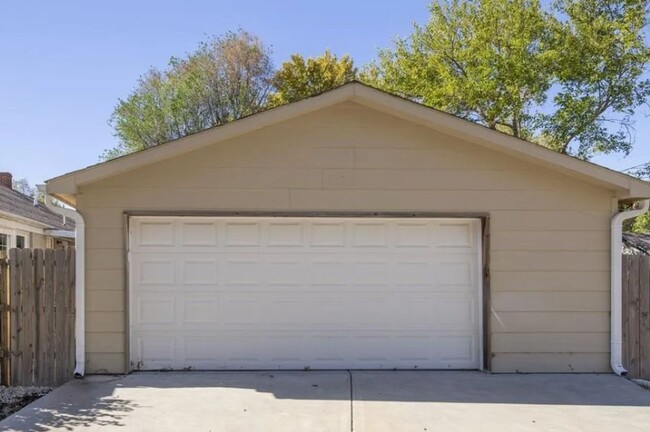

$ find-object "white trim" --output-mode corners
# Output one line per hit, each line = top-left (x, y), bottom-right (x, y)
(0, 214), (48, 235)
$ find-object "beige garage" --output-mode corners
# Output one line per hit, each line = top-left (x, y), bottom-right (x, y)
(45, 82), (650, 375)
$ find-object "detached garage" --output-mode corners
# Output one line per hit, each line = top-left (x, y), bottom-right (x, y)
(45, 82), (650, 375)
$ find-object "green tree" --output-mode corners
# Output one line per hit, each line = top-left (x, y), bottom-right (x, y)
(104, 30), (274, 159)
(269, 50), (357, 106)
(362, 0), (554, 140)
(539, 0), (650, 158)
(362, 0), (650, 159)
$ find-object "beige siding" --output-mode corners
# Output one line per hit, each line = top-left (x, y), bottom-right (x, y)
(76, 101), (616, 373)
(30, 233), (48, 249)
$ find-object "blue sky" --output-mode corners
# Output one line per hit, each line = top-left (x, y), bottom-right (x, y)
(1, 0), (648, 186)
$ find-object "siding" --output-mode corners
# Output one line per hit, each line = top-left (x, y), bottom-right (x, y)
(76, 101), (615, 373)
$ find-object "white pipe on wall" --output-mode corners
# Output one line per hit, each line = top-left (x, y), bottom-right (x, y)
(611, 199), (650, 376)
(38, 185), (86, 378)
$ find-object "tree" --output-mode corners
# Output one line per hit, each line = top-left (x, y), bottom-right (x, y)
(362, 0), (650, 159)
(362, 0), (553, 140)
(12, 178), (35, 197)
(539, 0), (650, 158)
(269, 50), (357, 106)
(11, 178), (45, 203)
(104, 30), (274, 159)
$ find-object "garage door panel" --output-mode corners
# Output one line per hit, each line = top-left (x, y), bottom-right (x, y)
(181, 259), (219, 285)
(134, 330), (480, 370)
(129, 216), (481, 370)
(134, 259), (176, 286)
(180, 221), (218, 246)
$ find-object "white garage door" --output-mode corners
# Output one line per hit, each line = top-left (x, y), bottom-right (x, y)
(129, 216), (482, 370)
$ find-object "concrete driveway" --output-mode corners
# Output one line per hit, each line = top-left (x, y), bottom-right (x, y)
(2, 371), (650, 431)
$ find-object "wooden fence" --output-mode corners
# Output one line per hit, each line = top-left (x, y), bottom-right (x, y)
(0, 248), (75, 387)
(623, 255), (650, 379)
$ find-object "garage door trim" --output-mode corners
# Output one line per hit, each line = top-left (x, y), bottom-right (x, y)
(123, 211), (489, 371)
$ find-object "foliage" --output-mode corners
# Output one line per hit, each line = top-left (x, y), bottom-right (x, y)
(539, 0), (650, 158)
(104, 30), (274, 159)
(362, 0), (553, 140)
(628, 212), (650, 232)
(362, 0), (650, 160)
(11, 178), (45, 203)
(11, 178), (35, 197)
(269, 50), (357, 106)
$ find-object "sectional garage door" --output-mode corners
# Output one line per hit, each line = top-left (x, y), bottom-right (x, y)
(128, 216), (482, 370)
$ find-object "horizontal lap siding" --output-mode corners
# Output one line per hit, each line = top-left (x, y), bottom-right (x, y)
(77, 101), (616, 373)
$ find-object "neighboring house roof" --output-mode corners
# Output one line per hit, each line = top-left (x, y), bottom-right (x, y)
(0, 186), (75, 231)
(46, 81), (650, 205)
(623, 233), (650, 255)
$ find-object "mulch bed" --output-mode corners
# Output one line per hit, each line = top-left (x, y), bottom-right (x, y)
(0, 386), (51, 421)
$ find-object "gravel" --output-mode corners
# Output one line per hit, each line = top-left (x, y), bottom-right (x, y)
(0, 386), (51, 421)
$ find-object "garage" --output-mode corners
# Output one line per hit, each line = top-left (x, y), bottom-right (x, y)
(46, 82), (647, 374)
(128, 216), (483, 370)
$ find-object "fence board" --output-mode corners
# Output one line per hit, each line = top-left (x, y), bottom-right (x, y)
(64, 248), (74, 379)
(33, 249), (44, 385)
(627, 259), (640, 376)
(54, 248), (67, 385)
(0, 248), (75, 386)
(0, 256), (8, 385)
(40, 250), (55, 386)
(9, 249), (21, 386)
(623, 256), (629, 368)
(640, 256), (650, 379)
(20, 249), (35, 386)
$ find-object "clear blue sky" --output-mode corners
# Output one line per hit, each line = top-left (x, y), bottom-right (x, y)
(1, 0), (648, 186)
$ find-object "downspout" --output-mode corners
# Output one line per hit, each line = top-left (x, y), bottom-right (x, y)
(611, 199), (650, 376)
(37, 185), (86, 378)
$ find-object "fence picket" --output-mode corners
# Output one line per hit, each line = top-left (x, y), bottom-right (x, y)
(54, 248), (67, 384)
(9, 249), (21, 386)
(21, 249), (35, 386)
(41, 250), (55, 386)
(64, 248), (74, 379)
(628, 256), (641, 378)
(33, 249), (44, 385)
(0, 256), (8, 385)
(640, 256), (650, 379)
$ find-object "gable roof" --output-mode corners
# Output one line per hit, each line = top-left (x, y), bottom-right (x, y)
(47, 82), (650, 205)
(0, 186), (75, 231)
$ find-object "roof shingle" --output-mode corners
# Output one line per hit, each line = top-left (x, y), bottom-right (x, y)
(0, 187), (75, 231)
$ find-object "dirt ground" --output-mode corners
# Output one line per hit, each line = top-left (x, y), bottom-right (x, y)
(0, 386), (51, 421)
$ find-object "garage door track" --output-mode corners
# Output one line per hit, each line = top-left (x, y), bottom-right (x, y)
(2, 371), (650, 431)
